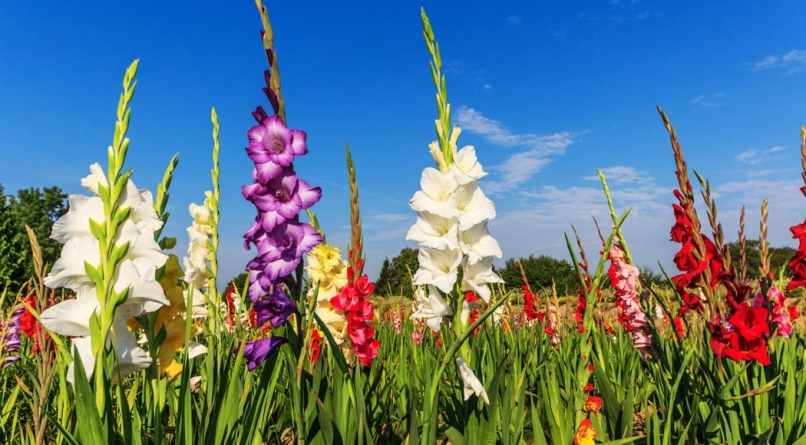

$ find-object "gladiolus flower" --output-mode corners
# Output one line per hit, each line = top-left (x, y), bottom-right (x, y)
(583, 395), (603, 414)
(410, 285), (453, 332)
(574, 419), (598, 445)
(456, 358), (489, 404)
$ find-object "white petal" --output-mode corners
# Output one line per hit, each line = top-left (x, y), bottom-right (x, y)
(40, 297), (98, 337)
(44, 237), (101, 291)
(66, 336), (96, 384)
(50, 195), (105, 243)
(406, 212), (459, 250)
(189, 375), (203, 392)
(409, 168), (459, 218)
(187, 342), (208, 359)
(451, 145), (487, 184)
(454, 183), (496, 231)
(115, 220), (168, 268)
(81, 163), (109, 195)
(456, 358), (489, 404)
(459, 222), (502, 263)
(410, 285), (452, 332)
(412, 248), (462, 294)
(461, 257), (504, 303)
(114, 257), (169, 315)
(110, 318), (152, 377)
(121, 181), (163, 234)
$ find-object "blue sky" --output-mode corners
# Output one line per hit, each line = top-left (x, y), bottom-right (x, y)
(2, 1), (805, 285)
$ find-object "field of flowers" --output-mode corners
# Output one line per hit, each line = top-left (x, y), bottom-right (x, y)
(2, 3), (806, 445)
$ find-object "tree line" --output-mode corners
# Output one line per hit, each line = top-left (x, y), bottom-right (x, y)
(372, 242), (797, 298)
(0, 184), (68, 291)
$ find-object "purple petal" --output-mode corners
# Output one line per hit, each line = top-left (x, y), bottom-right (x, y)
(296, 179), (322, 210)
(242, 337), (287, 371)
(242, 182), (266, 201)
(290, 130), (308, 156)
(254, 286), (296, 328)
(254, 161), (284, 184)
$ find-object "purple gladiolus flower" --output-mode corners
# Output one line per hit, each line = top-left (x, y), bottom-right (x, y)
(242, 167), (322, 232)
(254, 286), (295, 329)
(248, 221), (322, 284)
(243, 337), (288, 371)
(246, 116), (308, 183)
(2, 305), (23, 367)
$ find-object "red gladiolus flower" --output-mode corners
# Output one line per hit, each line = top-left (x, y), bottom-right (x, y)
(310, 329), (323, 363)
(583, 383), (594, 392)
(583, 395), (603, 414)
(574, 418), (598, 445)
(787, 305), (800, 321)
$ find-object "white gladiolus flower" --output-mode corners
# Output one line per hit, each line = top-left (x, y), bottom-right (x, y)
(412, 247), (462, 293)
(458, 222), (502, 264)
(41, 286), (156, 383)
(450, 146), (486, 185)
(189, 376), (203, 393)
(461, 257), (504, 303)
(410, 168), (459, 218)
(42, 163), (170, 385)
(410, 285), (453, 332)
(406, 212), (459, 250)
(456, 358), (489, 404)
(183, 200), (213, 290)
(408, 132), (502, 315)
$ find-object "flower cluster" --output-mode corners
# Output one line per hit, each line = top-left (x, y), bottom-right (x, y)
(2, 304), (23, 367)
(330, 266), (379, 367)
(574, 418), (598, 445)
(41, 165), (169, 382)
(608, 239), (656, 359)
(708, 303), (771, 365)
(787, 220), (806, 292)
(407, 133), (503, 327)
(306, 243), (350, 361)
(240, 81), (322, 369)
(753, 286), (795, 338)
(669, 192), (725, 315)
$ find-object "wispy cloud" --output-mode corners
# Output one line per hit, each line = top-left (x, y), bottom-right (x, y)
(583, 166), (653, 185)
(505, 15), (522, 25)
(483, 84), (492, 91)
(456, 106), (575, 192)
(691, 93), (725, 109)
(752, 50), (806, 74)
(734, 146), (787, 165)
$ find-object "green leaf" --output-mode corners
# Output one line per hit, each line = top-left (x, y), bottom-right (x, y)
(72, 347), (108, 444)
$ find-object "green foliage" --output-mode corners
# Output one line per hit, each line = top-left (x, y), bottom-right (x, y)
(498, 254), (576, 295)
(373, 247), (419, 298)
(0, 184), (67, 292)
(225, 272), (249, 295)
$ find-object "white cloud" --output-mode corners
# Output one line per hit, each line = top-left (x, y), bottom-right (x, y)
(753, 50), (806, 73)
(456, 106), (575, 192)
(483, 84), (492, 91)
(583, 166), (653, 185)
(735, 146), (787, 165)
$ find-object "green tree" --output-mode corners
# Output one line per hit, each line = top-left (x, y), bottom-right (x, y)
(227, 272), (249, 295)
(374, 247), (419, 298)
(498, 254), (576, 295)
(0, 184), (68, 291)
